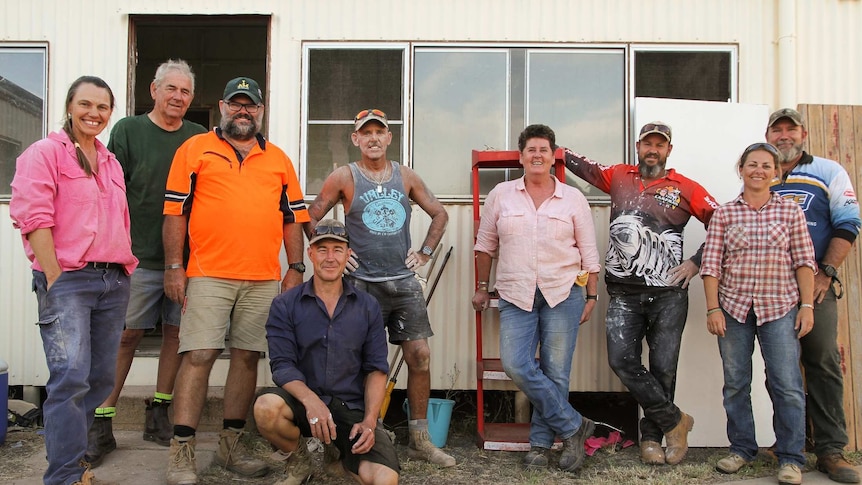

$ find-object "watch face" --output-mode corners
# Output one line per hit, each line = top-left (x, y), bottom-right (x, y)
(822, 265), (837, 277)
(421, 246), (433, 256)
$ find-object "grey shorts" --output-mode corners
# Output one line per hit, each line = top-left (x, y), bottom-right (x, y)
(348, 276), (433, 343)
(125, 268), (181, 329)
(259, 387), (400, 475)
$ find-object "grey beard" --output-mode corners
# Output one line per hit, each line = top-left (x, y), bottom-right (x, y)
(779, 144), (802, 163)
(221, 117), (258, 141)
(639, 162), (664, 179)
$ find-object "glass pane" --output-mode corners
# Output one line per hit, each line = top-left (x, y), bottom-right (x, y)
(308, 49), (403, 121)
(306, 123), (402, 195)
(635, 51), (731, 102)
(413, 50), (508, 196)
(0, 47), (47, 199)
(528, 50), (625, 198)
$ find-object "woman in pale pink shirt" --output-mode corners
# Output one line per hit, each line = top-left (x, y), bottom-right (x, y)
(473, 124), (600, 473)
(10, 76), (137, 485)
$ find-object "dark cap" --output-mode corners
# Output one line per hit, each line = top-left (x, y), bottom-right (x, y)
(354, 108), (389, 131)
(638, 121), (672, 142)
(309, 219), (349, 245)
(768, 108), (804, 128)
(223, 77), (263, 104)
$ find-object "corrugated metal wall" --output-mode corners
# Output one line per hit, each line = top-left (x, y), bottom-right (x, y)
(3, 0), (862, 389)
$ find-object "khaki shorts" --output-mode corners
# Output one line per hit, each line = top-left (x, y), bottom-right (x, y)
(178, 277), (279, 353)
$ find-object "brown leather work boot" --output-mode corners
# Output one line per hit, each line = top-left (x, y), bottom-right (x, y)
(639, 440), (665, 465)
(408, 426), (456, 467)
(817, 453), (861, 483)
(664, 412), (694, 465)
(166, 437), (197, 485)
(214, 428), (270, 477)
(143, 399), (172, 446)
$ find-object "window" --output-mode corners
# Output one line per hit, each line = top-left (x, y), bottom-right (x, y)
(0, 44), (47, 200)
(634, 46), (736, 102)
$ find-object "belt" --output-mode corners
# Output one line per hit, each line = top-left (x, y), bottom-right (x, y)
(87, 262), (122, 270)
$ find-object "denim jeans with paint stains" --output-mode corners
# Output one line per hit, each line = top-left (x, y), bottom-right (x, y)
(605, 286), (687, 442)
(498, 286), (586, 448)
(32, 267), (129, 485)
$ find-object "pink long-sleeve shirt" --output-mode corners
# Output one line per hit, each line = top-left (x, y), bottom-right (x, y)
(10, 130), (138, 275)
(474, 176), (600, 311)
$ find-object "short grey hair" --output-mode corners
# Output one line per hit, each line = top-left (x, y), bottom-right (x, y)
(153, 59), (196, 94)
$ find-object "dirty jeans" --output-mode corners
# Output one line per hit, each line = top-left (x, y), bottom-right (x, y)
(605, 287), (687, 442)
(498, 286), (585, 448)
(33, 267), (129, 485)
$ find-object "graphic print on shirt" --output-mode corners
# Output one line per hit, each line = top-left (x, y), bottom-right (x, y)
(606, 213), (682, 286)
(654, 186), (682, 210)
(357, 187), (407, 236)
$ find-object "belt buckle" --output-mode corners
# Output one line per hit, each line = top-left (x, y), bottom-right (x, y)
(92, 262), (110, 269)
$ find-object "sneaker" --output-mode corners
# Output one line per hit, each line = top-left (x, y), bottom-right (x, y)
(143, 399), (173, 446)
(716, 453), (750, 474)
(664, 412), (694, 465)
(84, 417), (117, 468)
(408, 427), (456, 467)
(166, 438), (197, 485)
(214, 428), (270, 477)
(640, 440), (665, 465)
(521, 446), (550, 469)
(559, 418), (594, 472)
(778, 463), (802, 485)
(817, 453), (861, 483)
(272, 440), (313, 485)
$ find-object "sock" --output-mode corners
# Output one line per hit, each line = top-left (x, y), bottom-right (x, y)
(173, 425), (196, 439)
(95, 407), (116, 419)
(153, 392), (173, 405)
(409, 418), (428, 430)
(223, 419), (245, 431)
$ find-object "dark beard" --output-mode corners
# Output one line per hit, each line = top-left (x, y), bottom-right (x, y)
(221, 115), (257, 141)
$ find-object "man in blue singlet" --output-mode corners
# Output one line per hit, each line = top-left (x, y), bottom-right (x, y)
(307, 108), (453, 467)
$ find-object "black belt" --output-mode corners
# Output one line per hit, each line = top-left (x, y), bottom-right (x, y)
(87, 262), (122, 270)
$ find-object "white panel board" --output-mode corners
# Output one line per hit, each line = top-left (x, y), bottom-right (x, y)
(635, 98), (773, 447)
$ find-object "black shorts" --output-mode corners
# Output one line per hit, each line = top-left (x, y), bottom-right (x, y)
(260, 387), (400, 475)
(349, 276), (434, 343)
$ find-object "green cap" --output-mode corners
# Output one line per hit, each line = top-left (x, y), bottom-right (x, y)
(223, 77), (263, 104)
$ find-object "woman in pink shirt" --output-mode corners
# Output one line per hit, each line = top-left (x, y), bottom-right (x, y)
(473, 124), (600, 473)
(10, 76), (137, 485)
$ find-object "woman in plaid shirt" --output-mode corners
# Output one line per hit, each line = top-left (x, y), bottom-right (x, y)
(700, 142), (817, 485)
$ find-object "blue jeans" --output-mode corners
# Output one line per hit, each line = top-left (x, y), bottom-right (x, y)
(718, 307), (805, 467)
(33, 267), (130, 485)
(605, 287), (687, 442)
(498, 286), (585, 448)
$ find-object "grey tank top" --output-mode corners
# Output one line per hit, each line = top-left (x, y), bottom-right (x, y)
(346, 161), (413, 282)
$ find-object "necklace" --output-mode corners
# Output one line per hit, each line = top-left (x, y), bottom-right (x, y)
(358, 162), (391, 193)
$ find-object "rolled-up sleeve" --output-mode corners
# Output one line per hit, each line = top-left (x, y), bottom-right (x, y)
(10, 142), (58, 236)
(474, 188), (501, 257)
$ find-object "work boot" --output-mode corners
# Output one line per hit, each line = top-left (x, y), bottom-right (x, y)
(273, 440), (313, 485)
(778, 463), (802, 485)
(71, 461), (95, 485)
(407, 426), (456, 467)
(664, 412), (694, 465)
(817, 453), (861, 483)
(166, 437), (197, 485)
(639, 440), (665, 465)
(84, 417), (117, 468)
(323, 442), (346, 477)
(559, 418), (595, 472)
(716, 453), (750, 474)
(143, 399), (172, 446)
(214, 428), (270, 477)
(521, 446), (550, 468)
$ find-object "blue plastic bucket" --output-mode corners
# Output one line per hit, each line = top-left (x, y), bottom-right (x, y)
(0, 358), (8, 445)
(402, 397), (455, 448)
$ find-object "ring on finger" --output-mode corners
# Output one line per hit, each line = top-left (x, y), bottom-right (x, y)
(309, 417), (319, 425)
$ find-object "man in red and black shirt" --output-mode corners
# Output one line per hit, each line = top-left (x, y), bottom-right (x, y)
(564, 122), (718, 467)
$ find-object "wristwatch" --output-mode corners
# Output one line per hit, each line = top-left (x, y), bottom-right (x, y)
(420, 245), (434, 257)
(820, 263), (838, 278)
(288, 262), (306, 274)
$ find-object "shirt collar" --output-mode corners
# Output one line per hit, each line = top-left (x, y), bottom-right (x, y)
(516, 175), (565, 198)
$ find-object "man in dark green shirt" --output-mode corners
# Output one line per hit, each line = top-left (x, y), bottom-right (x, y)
(85, 59), (207, 467)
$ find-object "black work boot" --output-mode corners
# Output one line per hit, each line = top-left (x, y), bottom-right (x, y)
(143, 399), (173, 446)
(84, 417), (117, 468)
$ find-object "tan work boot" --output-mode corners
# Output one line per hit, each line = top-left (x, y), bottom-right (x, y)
(716, 453), (750, 474)
(166, 437), (197, 485)
(72, 462), (95, 485)
(664, 412), (694, 465)
(778, 463), (802, 485)
(817, 453), (861, 483)
(215, 428), (270, 477)
(272, 440), (313, 485)
(408, 426), (456, 467)
(639, 440), (665, 465)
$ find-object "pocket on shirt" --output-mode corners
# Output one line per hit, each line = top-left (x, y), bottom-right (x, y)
(548, 213), (574, 240)
(726, 224), (749, 252)
(500, 210), (525, 236)
(58, 163), (97, 206)
(767, 222), (789, 248)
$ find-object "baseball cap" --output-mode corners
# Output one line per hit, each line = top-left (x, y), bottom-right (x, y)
(309, 219), (349, 245)
(768, 108), (804, 127)
(223, 77), (263, 104)
(638, 121), (672, 142)
(354, 108), (389, 131)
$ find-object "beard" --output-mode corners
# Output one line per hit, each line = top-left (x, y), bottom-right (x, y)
(777, 142), (802, 164)
(637, 154), (666, 179)
(220, 114), (258, 141)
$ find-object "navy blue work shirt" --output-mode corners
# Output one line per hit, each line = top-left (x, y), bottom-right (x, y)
(266, 278), (389, 410)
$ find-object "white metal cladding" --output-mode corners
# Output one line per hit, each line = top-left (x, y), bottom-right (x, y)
(4, 0), (862, 388)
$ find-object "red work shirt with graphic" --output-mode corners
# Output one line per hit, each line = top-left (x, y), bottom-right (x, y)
(565, 149), (718, 289)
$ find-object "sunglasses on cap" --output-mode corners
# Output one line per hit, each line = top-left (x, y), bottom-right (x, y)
(311, 222), (349, 242)
(743, 142), (781, 158)
(354, 108), (387, 121)
(640, 123), (672, 136)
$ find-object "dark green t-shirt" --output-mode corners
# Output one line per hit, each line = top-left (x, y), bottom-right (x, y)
(108, 114), (207, 269)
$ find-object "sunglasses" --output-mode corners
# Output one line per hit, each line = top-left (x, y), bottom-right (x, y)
(743, 142), (781, 158)
(640, 123), (672, 136)
(354, 108), (387, 121)
(312, 223), (349, 241)
(224, 101), (261, 114)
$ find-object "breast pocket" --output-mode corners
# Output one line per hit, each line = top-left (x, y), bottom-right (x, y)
(58, 163), (97, 206)
(767, 222), (790, 249)
(500, 210), (525, 236)
(726, 224), (749, 252)
(548, 213), (574, 241)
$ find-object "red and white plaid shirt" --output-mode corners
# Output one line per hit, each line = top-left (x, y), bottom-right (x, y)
(701, 192), (817, 324)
